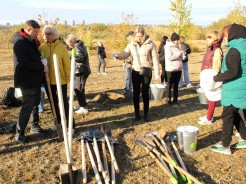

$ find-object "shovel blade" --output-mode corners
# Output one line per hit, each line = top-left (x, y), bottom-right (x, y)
(59, 164), (83, 184)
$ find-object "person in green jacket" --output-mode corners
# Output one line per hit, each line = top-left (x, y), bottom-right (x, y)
(210, 23), (246, 154)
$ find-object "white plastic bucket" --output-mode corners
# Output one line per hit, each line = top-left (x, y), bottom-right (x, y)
(150, 84), (165, 101)
(177, 126), (199, 153)
(196, 87), (208, 104)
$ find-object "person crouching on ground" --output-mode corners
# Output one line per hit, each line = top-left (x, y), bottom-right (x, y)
(113, 26), (160, 121)
(66, 34), (91, 114)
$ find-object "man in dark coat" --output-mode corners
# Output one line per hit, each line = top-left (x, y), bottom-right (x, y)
(12, 20), (46, 143)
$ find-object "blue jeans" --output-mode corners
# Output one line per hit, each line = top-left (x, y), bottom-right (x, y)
(179, 62), (191, 87)
(125, 67), (131, 92)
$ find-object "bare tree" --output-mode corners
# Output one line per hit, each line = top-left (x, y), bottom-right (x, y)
(169, 0), (192, 35)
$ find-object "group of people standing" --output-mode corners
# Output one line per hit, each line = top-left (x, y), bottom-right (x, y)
(12, 20), (91, 143)
(12, 19), (246, 156)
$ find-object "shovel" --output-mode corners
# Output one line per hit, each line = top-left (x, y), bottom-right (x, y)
(101, 128), (120, 173)
(137, 136), (202, 184)
(53, 53), (81, 184)
(41, 51), (63, 140)
(145, 131), (178, 179)
(166, 133), (191, 183)
(134, 138), (178, 184)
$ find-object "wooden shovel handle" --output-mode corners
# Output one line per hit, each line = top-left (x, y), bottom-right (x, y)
(142, 146), (177, 184)
(152, 135), (175, 164)
(93, 138), (109, 184)
(102, 140), (110, 182)
(111, 143), (116, 184)
(147, 144), (202, 184)
(81, 138), (87, 183)
(93, 136), (103, 172)
(44, 72), (63, 140)
(105, 135), (119, 173)
(86, 141), (102, 184)
(171, 141), (187, 171)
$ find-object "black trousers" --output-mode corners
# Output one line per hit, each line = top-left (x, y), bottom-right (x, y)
(161, 62), (167, 83)
(45, 84), (75, 128)
(74, 75), (88, 107)
(166, 71), (182, 100)
(16, 88), (41, 132)
(221, 106), (246, 147)
(132, 70), (152, 116)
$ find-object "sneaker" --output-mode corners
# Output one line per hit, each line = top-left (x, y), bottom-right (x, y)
(74, 104), (81, 110)
(232, 132), (241, 137)
(232, 139), (246, 149)
(186, 84), (193, 88)
(102, 72), (107, 75)
(97, 72), (101, 74)
(15, 133), (28, 144)
(211, 144), (231, 155)
(30, 125), (46, 134)
(75, 107), (88, 114)
(198, 116), (213, 125)
(51, 125), (57, 131)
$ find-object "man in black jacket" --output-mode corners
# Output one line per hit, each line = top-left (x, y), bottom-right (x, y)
(12, 20), (47, 143)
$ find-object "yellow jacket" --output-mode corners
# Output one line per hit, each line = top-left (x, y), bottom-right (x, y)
(39, 40), (70, 85)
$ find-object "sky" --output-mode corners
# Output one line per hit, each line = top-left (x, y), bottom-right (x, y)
(0, 0), (243, 26)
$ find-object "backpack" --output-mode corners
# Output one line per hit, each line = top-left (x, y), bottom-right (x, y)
(2, 87), (22, 107)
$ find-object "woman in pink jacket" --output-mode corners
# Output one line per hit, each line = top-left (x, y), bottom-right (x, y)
(165, 33), (184, 105)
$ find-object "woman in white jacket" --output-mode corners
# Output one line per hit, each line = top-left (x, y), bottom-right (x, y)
(165, 33), (184, 105)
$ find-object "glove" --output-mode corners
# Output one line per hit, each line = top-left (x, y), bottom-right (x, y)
(41, 58), (48, 66)
(113, 54), (118, 60)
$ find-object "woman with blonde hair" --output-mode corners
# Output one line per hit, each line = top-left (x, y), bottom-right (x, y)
(113, 26), (160, 121)
(198, 30), (223, 125)
(39, 25), (75, 133)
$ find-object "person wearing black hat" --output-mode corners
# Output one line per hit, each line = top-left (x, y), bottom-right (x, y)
(122, 31), (134, 95)
(165, 32), (184, 105)
(12, 20), (47, 143)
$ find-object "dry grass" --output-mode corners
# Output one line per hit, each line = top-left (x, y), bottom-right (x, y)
(1, 43), (246, 184)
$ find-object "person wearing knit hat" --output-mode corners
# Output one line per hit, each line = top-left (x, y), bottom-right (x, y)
(164, 32), (184, 105)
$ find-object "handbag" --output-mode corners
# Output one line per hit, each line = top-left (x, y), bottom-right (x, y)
(75, 65), (89, 77)
(139, 66), (152, 77)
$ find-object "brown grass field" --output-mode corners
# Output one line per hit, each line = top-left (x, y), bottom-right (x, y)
(0, 41), (246, 184)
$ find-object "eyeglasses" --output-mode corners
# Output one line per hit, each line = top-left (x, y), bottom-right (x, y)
(207, 35), (212, 39)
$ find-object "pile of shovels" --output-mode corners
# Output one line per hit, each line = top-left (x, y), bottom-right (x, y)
(76, 127), (119, 184)
(134, 129), (202, 184)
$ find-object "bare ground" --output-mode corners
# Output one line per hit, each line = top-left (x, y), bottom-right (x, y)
(0, 46), (246, 184)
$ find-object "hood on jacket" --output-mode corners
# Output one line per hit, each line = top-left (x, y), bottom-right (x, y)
(165, 40), (178, 49)
(11, 32), (22, 44)
(75, 39), (85, 47)
(228, 23), (246, 42)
